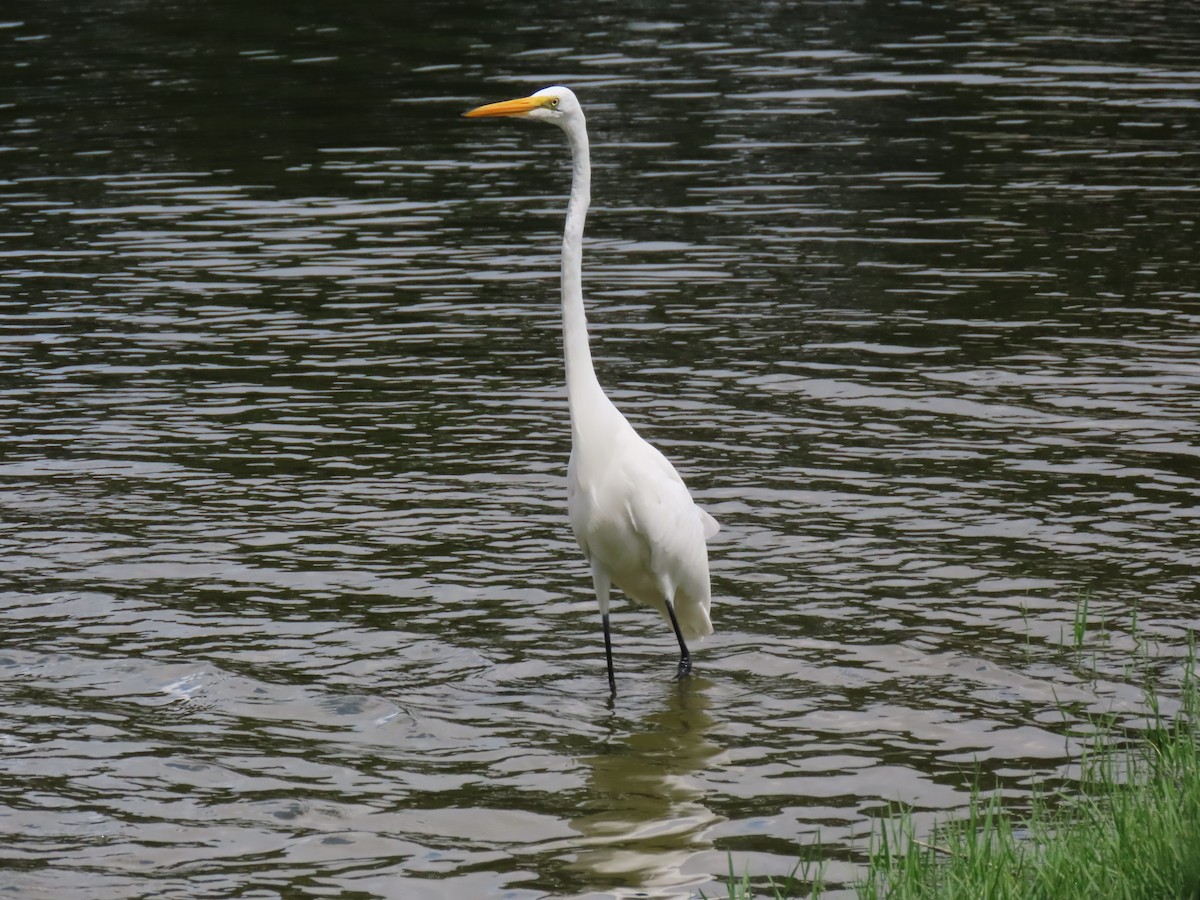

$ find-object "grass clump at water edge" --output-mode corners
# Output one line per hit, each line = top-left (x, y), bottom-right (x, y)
(860, 716), (1200, 899)
(710, 637), (1200, 900)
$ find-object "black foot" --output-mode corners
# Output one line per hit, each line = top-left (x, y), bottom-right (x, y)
(664, 600), (693, 682)
(603, 612), (616, 696)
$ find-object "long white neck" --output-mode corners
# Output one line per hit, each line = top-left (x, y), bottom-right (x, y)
(559, 114), (607, 432)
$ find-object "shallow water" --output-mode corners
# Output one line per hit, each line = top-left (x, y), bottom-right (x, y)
(2, 1), (1199, 897)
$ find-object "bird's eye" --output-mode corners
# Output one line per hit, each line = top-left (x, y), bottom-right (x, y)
(549, 97), (560, 107)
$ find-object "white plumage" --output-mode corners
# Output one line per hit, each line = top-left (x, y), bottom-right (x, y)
(466, 86), (719, 692)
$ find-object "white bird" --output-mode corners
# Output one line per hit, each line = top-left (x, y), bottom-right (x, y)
(465, 86), (719, 693)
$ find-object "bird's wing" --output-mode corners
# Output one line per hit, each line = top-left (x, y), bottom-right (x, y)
(632, 435), (720, 542)
(621, 438), (711, 593)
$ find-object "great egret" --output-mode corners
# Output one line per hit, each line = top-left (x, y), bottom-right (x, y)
(465, 86), (719, 692)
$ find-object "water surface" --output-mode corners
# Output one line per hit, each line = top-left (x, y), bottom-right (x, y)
(2, 1), (1199, 897)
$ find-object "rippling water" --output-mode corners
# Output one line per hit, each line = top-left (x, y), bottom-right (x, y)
(2, 1), (1199, 897)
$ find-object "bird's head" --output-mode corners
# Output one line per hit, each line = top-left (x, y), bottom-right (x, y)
(463, 86), (581, 128)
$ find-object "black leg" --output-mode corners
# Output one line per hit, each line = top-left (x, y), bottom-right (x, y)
(602, 612), (616, 694)
(664, 600), (692, 679)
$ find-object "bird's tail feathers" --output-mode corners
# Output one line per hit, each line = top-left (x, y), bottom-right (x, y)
(676, 595), (714, 639)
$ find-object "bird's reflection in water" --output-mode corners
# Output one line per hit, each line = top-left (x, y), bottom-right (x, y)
(567, 678), (723, 896)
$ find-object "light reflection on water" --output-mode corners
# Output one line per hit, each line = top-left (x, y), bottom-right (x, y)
(2, 1), (1199, 897)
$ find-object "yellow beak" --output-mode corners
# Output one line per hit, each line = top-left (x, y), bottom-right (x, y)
(463, 95), (549, 118)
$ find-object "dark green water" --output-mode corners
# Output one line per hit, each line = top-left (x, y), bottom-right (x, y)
(2, 1), (1198, 897)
